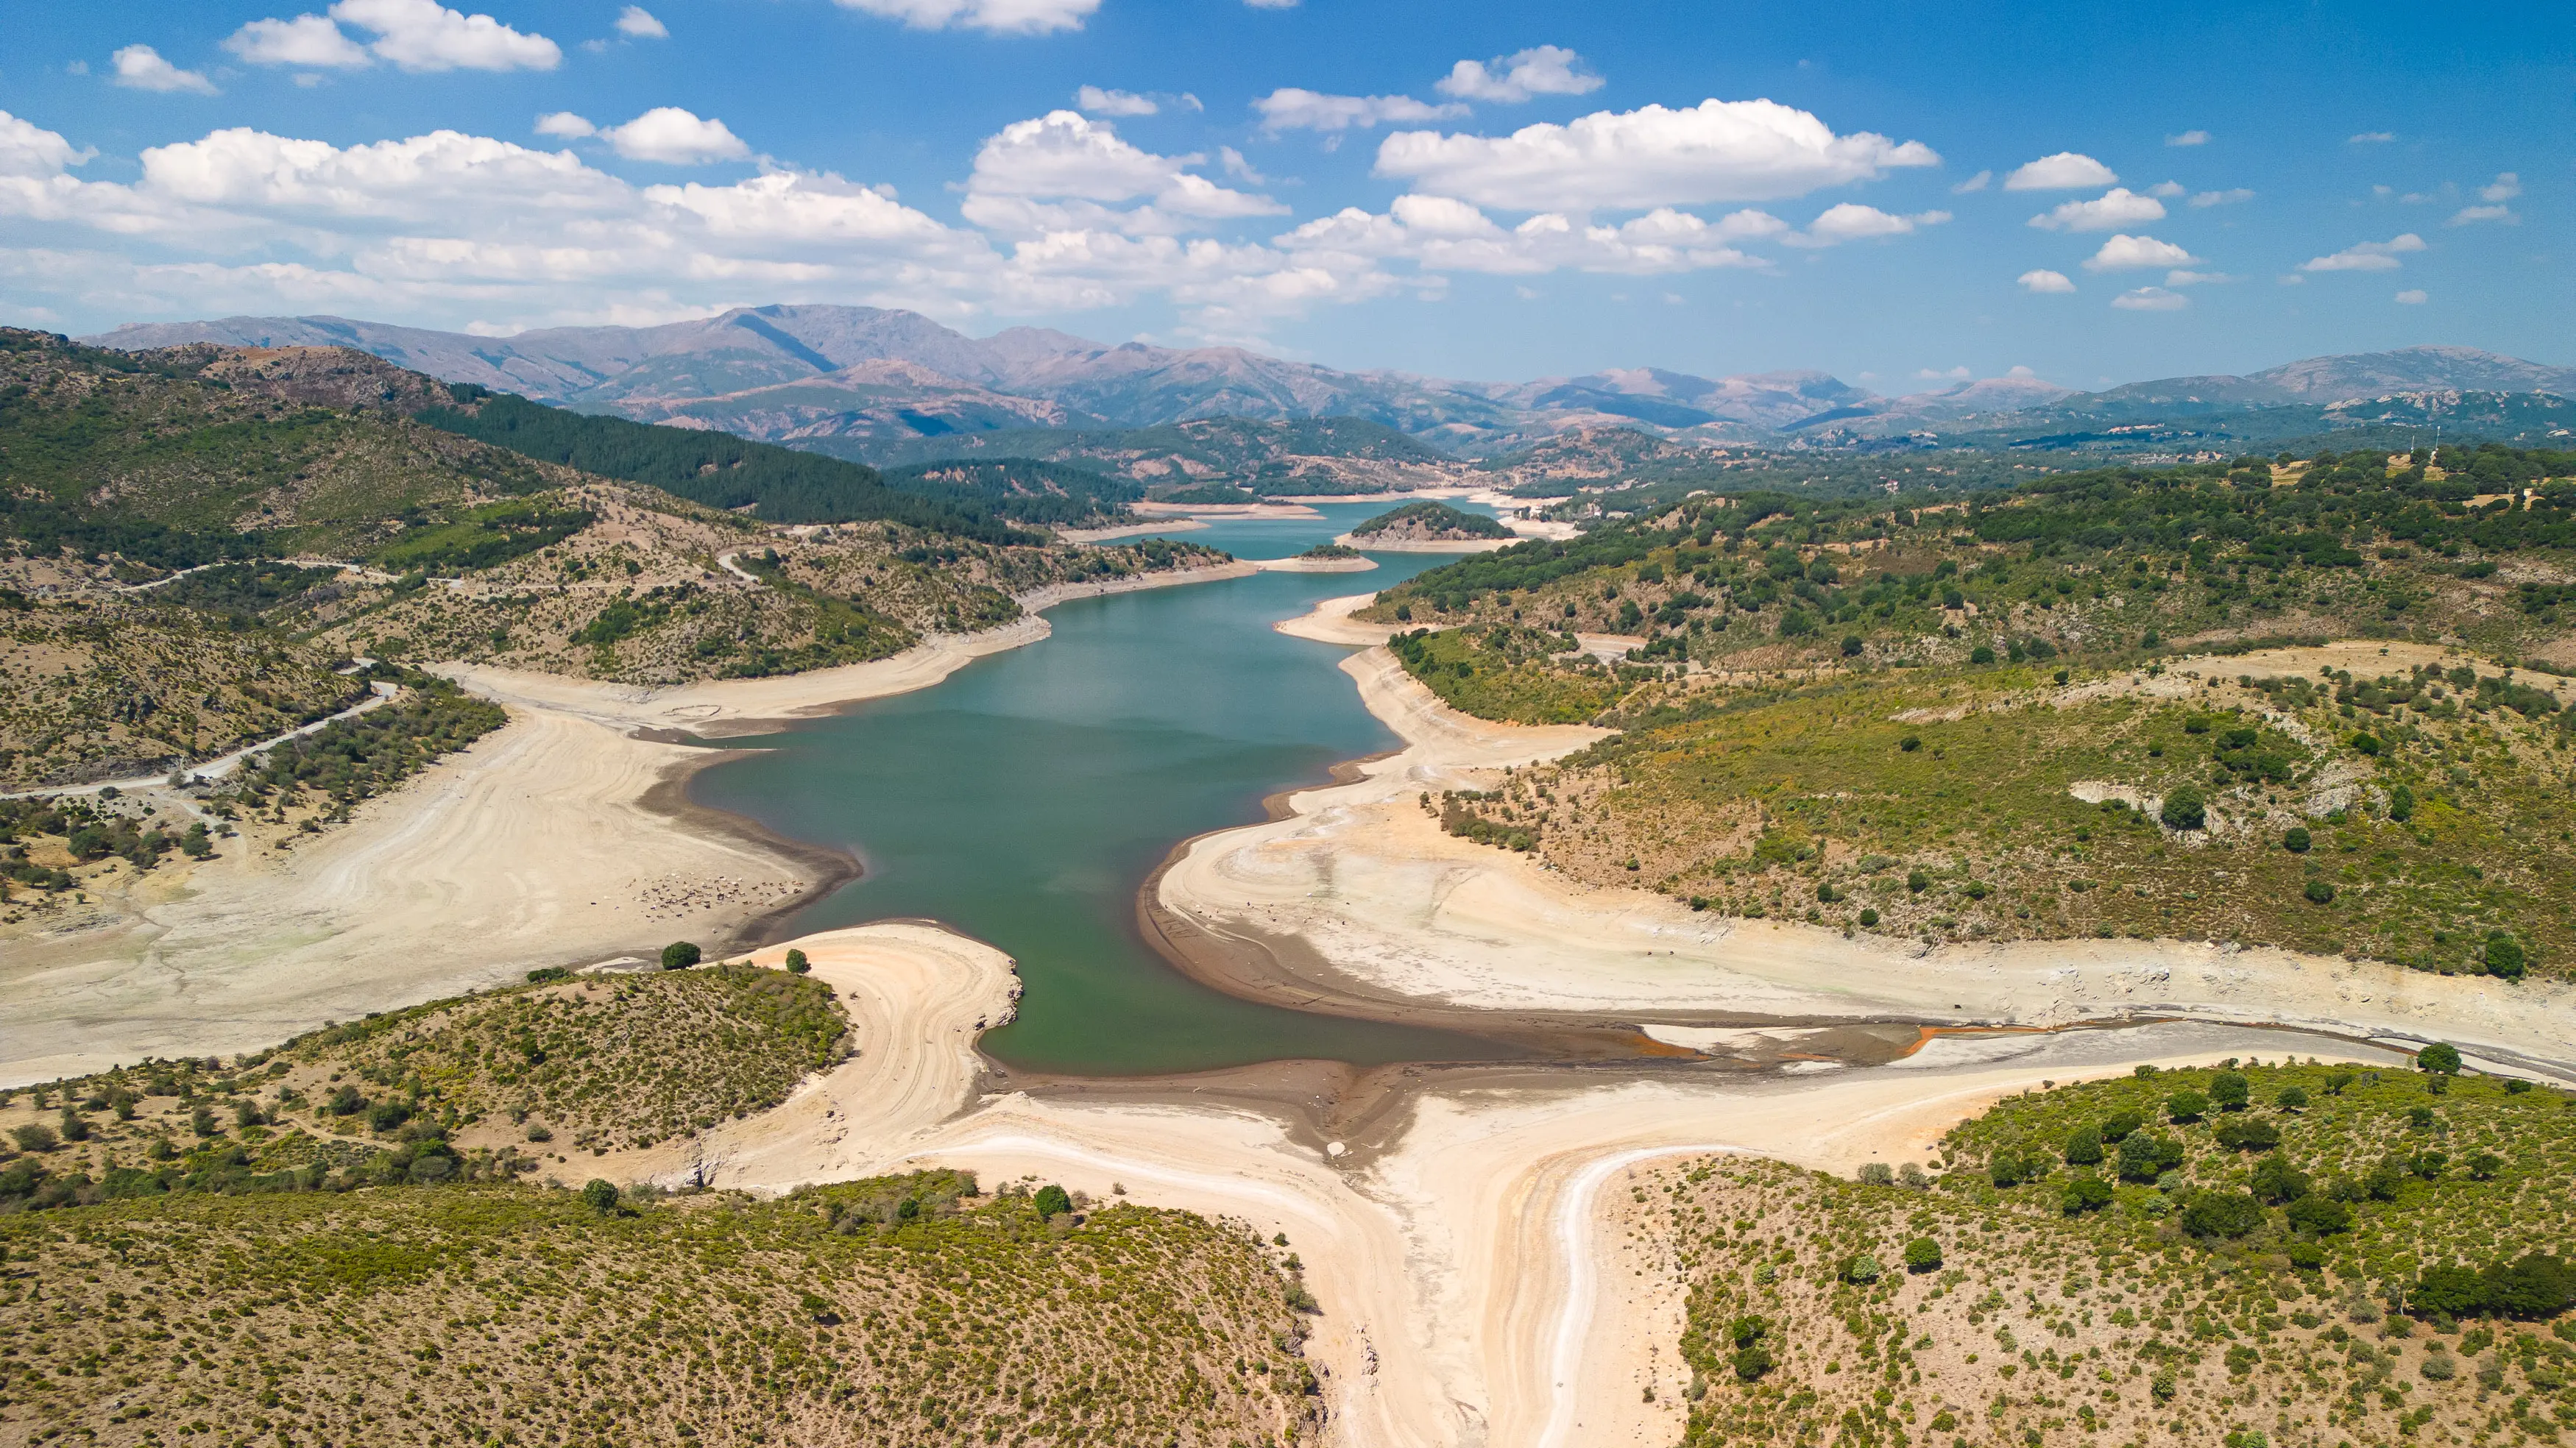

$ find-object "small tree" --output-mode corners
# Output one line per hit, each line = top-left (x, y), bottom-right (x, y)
(661, 941), (702, 971)
(2159, 787), (2207, 831)
(1844, 1253), (1883, 1285)
(2101, 1110), (2143, 1141)
(2167, 1090), (2208, 1124)
(10, 1122), (57, 1154)
(1904, 1236), (1944, 1271)
(784, 948), (810, 975)
(2062, 1176), (2113, 1215)
(2276, 1086), (2310, 1111)
(2304, 879), (2337, 904)
(2482, 933), (2525, 979)
(2282, 827), (2311, 853)
(1856, 1162), (1894, 1185)
(1033, 1183), (1072, 1218)
(56, 1109), (89, 1143)
(581, 1178), (620, 1214)
(2210, 1071), (2251, 1110)
(2417, 1042), (2462, 1075)
(2064, 1124), (2104, 1165)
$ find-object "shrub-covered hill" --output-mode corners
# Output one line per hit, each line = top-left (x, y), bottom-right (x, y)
(0, 964), (849, 1204)
(877, 458), (1142, 529)
(0, 330), (1229, 780)
(1428, 654), (2576, 978)
(1362, 447), (2576, 678)
(0, 1174), (1320, 1448)
(1349, 500), (1514, 542)
(1656, 1058), (2576, 1448)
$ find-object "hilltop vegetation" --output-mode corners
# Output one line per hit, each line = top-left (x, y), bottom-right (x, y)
(1373, 448), (2576, 979)
(1349, 500), (1513, 542)
(0, 1174), (1316, 1447)
(1660, 1057), (2576, 1448)
(0, 962), (847, 1204)
(1367, 445), (2576, 674)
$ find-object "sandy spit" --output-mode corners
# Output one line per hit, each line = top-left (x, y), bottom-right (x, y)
(0, 561), (1253, 1086)
(1160, 643), (2576, 1080)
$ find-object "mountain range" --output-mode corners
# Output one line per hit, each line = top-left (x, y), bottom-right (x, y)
(83, 308), (2576, 461)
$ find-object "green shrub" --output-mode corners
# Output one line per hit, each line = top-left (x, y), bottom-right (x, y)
(2159, 787), (2207, 831)
(2181, 1191), (2264, 1239)
(784, 948), (810, 975)
(1034, 1183), (1073, 1218)
(660, 941), (702, 971)
(2064, 1124), (2104, 1165)
(581, 1179), (620, 1214)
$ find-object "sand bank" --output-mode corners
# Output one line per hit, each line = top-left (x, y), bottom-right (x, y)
(1057, 517), (1209, 543)
(1333, 533), (1512, 554)
(1157, 645), (2576, 1081)
(1256, 554), (1380, 574)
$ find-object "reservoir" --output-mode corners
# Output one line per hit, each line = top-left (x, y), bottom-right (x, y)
(690, 502), (1520, 1076)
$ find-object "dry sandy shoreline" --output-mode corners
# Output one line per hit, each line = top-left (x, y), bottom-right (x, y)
(632, 924), (2417, 1448)
(0, 561), (1251, 1086)
(1166, 603), (2576, 1082)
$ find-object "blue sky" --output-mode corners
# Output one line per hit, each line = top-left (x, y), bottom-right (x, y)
(0, 0), (2566, 391)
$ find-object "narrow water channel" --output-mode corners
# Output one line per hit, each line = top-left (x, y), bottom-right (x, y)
(690, 502), (1519, 1076)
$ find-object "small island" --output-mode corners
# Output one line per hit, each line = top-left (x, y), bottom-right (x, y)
(1337, 500), (1517, 553)
(1256, 540), (1379, 573)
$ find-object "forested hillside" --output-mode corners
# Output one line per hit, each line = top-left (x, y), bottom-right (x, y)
(1375, 447), (2576, 979)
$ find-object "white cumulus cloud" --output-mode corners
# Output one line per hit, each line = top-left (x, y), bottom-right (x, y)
(1950, 170), (1990, 194)
(2027, 186), (2165, 232)
(2188, 188), (2254, 207)
(2112, 285), (2187, 310)
(615, 7), (667, 37)
(2480, 172), (2521, 202)
(2017, 269), (2076, 294)
(296, 0), (563, 72)
(224, 14), (373, 68)
(1784, 202), (1948, 247)
(1254, 90), (1465, 133)
(2299, 233), (2424, 272)
(1075, 86), (1158, 117)
(601, 108), (748, 164)
(2081, 233), (2197, 272)
(2348, 131), (2393, 143)
(963, 110), (1282, 235)
(832, 0), (1100, 34)
(112, 46), (220, 95)
(534, 112), (595, 138)
(2394, 288), (2427, 304)
(1373, 98), (1938, 211)
(2165, 129), (2210, 147)
(2447, 204), (2516, 226)
(2003, 152), (2117, 191)
(2163, 269), (2233, 286)
(1434, 46), (1603, 104)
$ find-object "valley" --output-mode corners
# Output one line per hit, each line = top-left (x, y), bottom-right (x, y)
(2, 319), (2572, 1448)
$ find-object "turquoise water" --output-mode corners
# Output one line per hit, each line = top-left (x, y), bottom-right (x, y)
(690, 503), (1519, 1075)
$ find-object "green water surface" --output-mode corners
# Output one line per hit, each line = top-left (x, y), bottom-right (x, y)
(689, 503), (1519, 1075)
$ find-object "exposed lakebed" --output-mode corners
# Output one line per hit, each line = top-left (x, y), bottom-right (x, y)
(690, 503), (1522, 1075)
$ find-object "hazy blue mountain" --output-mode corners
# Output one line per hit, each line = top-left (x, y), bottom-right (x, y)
(80, 311), (2569, 458)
